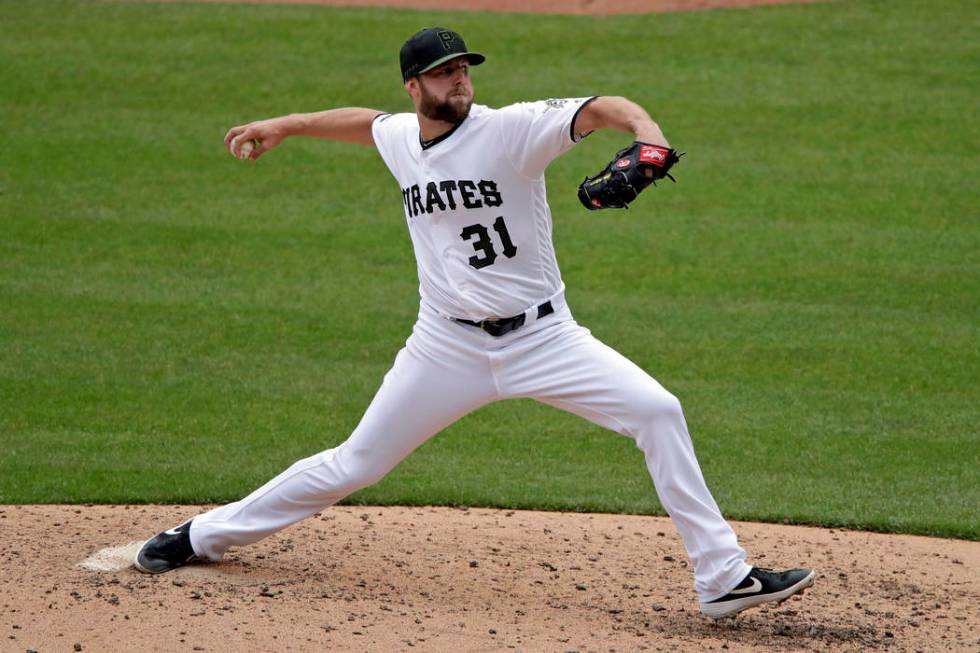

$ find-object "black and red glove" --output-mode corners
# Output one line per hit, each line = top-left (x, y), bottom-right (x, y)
(578, 142), (682, 210)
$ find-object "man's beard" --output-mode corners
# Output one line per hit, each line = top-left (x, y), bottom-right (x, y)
(418, 80), (472, 124)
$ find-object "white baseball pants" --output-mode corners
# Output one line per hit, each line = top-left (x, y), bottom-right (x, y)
(190, 296), (750, 601)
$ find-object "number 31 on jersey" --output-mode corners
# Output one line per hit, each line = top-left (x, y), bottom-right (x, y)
(460, 216), (517, 269)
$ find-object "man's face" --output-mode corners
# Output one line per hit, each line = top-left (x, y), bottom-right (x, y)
(412, 57), (473, 123)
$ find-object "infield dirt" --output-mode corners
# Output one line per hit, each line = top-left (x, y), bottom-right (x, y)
(1, 504), (977, 652)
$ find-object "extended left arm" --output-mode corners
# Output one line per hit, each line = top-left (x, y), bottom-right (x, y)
(573, 96), (669, 147)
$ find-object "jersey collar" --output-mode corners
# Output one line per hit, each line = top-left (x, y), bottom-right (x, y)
(419, 117), (465, 151)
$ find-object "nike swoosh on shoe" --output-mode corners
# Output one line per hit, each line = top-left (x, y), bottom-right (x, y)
(729, 577), (762, 595)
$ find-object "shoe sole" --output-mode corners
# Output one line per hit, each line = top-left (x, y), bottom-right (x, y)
(132, 520), (197, 574)
(132, 554), (189, 574)
(132, 541), (167, 574)
(132, 540), (190, 574)
(132, 558), (161, 574)
(700, 570), (815, 619)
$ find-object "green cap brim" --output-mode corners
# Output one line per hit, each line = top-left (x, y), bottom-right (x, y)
(419, 52), (486, 75)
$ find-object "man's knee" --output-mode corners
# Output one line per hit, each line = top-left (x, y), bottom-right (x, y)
(321, 445), (391, 494)
(637, 390), (685, 427)
(627, 389), (688, 453)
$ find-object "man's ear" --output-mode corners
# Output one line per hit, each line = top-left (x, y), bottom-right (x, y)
(405, 76), (419, 96)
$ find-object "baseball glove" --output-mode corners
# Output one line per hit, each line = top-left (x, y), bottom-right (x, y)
(578, 142), (682, 210)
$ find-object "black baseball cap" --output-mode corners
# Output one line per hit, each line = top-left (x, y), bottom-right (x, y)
(400, 27), (485, 81)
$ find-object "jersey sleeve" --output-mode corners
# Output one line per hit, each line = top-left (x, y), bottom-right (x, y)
(497, 96), (598, 179)
(371, 112), (413, 178)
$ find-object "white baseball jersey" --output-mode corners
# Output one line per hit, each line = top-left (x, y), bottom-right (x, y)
(371, 97), (596, 321)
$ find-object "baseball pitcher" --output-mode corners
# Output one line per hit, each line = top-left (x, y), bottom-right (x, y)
(135, 27), (814, 619)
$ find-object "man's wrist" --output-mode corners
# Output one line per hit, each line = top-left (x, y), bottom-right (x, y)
(634, 131), (669, 149)
(278, 114), (306, 138)
(631, 121), (669, 148)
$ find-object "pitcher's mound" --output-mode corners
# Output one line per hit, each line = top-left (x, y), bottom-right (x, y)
(1, 504), (976, 652)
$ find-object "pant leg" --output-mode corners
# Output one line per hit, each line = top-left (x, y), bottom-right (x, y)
(497, 320), (751, 601)
(190, 308), (498, 560)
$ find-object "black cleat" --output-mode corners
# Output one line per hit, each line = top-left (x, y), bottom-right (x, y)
(133, 520), (198, 574)
(700, 567), (815, 619)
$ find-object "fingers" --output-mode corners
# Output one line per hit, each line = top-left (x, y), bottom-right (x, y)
(225, 122), (264, 158)
(224, 125), (247, 149)
(224, 120), (282, 160)
(247, 140), (265, 160)
(242, 135), (281, 160)
(229, 132), (257, 159)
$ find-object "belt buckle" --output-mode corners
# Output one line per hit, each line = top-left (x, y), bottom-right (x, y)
(481, 314), (526, 337)
(480, 317), (506, 337)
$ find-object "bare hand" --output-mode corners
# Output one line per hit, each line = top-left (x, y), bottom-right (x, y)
(223, 117), (289, 160)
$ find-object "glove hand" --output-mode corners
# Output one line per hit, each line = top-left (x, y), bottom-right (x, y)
(578, 142), (682, 210)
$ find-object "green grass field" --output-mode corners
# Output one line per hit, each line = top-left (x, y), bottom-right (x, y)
(1, 0), (977, 540)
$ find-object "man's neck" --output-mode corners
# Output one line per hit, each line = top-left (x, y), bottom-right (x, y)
(417, 113), (460, 143)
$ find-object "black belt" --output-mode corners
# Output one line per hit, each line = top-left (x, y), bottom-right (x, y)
(454, 301), (554, 337)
